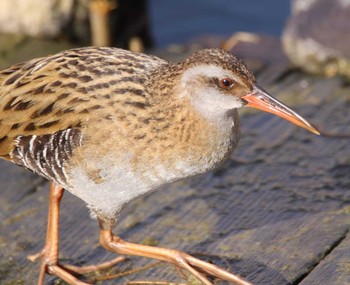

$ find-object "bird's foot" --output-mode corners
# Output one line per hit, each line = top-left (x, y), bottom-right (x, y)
(28, 249), (126, 284)
(28, 248), (90, 285)
(100, 230), (252, 285)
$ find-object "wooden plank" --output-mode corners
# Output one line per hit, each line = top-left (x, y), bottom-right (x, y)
(207, 209), (350, 285)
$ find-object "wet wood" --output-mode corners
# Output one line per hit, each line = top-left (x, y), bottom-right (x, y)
(0, 35), (349, 285)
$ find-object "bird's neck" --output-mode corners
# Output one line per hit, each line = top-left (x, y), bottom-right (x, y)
(112, 64), (241, 179)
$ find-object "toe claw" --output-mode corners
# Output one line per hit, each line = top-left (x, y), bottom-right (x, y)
(27, 250), (45, 262)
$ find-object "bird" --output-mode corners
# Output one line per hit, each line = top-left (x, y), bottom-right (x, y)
(0, 47), (320, 285)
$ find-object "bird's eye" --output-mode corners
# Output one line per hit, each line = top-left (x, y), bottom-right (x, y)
(219, 78), (234, 89)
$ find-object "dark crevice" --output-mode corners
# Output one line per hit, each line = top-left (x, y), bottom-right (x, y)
(292, 228), (349, 285)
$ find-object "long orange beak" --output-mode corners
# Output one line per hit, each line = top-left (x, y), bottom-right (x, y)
(242, 85), (320, 135)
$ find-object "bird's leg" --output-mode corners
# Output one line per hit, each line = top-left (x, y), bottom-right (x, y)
(98, 220), (252, 285)
(27, 182), (90, 285)
(28, 182), (125, 285)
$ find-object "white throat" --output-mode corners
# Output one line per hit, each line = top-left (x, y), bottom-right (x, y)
(179, 65), (244, 121)
(189, 86), (243, 121)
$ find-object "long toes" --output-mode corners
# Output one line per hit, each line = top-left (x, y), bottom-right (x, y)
(169, 253), (213, 285)
(185, 255), (252, 285)
(47, 265), (91, 285)
(28, 249), (95, 284)
(62, 256), (126, 274)
(179, 261), (213, 285)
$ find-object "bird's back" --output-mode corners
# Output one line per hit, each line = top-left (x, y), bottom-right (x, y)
(0, 47), (167, 186)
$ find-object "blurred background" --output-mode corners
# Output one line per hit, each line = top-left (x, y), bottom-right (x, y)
(149, 0), (289, 47)
(0, 0), (290, 48)
(0, 0), (348, 80)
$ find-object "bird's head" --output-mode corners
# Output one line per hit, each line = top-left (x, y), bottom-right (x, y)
(178, 48), (320, 135)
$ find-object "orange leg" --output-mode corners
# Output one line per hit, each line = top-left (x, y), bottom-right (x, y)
(99, 220), (252, 285)
(27, 182), (125, 285)
(28, 182), (251, 285)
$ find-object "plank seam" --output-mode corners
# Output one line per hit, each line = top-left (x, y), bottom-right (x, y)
(292, 228), (349, 285)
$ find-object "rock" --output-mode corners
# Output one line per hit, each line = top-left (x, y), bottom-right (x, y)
(0, 0), (75, 38)
(282, 0), (350, 79)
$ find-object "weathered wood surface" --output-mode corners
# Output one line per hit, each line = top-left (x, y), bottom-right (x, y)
(0, 36), (349, 285)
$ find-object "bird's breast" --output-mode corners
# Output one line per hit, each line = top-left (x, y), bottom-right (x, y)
(140, 108), (240, 183)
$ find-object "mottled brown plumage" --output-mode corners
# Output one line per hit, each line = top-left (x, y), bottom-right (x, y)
(0, 48), (250, 188)
(0, 47), (319, 285)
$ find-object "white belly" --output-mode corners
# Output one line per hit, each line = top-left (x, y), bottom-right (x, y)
(67, 157), (209, 219)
